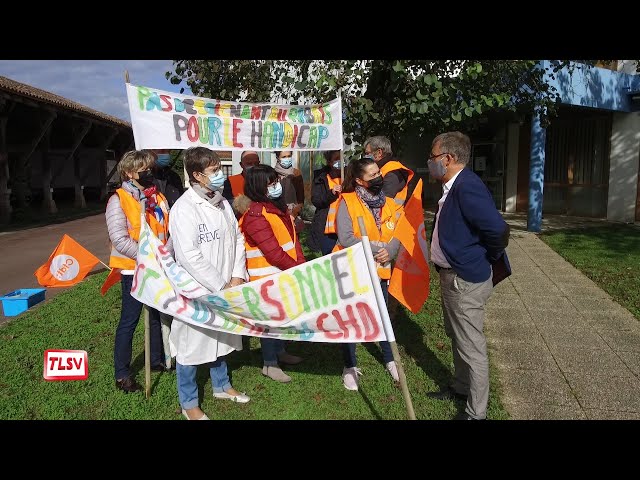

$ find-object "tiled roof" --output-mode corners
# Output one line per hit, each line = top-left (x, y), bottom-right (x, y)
(0, 75), (131, 128)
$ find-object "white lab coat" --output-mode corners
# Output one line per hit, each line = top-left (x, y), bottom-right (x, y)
(168, 187), (248, 365)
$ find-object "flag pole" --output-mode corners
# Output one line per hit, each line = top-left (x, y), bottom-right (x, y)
(357, 216), (416, 420)
(338, 91), (344, 183)
(98, 260), (111, 271)
(138, 203), (152, 399)
(144, 306), (151, 399)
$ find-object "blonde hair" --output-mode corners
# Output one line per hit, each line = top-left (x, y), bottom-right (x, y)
(117, 150), (155, 182)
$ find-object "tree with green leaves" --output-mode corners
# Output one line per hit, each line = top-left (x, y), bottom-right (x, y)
(165, 60), (604, 156)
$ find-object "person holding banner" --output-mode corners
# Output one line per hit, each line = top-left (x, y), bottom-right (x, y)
(238, 164), (306, 383)
(169, 147), (251, 420)
(333, 157), (401, 390)
(310, 150), (342, 255)
(426, 131), (510, 421)
(223, 150), (261, 205)
(106, 150), (169, 393)
(274, 151), (305, 221)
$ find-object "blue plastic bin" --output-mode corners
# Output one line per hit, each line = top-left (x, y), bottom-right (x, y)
(0, 289), (46, 316)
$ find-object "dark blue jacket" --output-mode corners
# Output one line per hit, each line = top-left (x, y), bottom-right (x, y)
(438, 167), (511, 283)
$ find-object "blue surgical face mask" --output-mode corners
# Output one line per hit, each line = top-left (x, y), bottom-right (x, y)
(332, 161), (341, 170)
(207, 170), (225, 190)
(156, 153), (172, 168)
(427, 158), (448, 180)
(267, 182), (283, 199)
(279, 157), (293, 169)
(362, 154), (374, 160)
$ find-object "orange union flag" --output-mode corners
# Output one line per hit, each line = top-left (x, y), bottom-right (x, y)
(34, 235), (100, 287)
(389, 179), (430, 314)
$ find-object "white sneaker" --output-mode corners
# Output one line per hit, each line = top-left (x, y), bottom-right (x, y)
(213, 390), (251, 403)
(182, 409), (209, 420)
(386, 361), (399, 382)
(342, 367), (362, 391)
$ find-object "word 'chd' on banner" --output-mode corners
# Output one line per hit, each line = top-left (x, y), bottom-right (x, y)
(126, 83), (343, 152)
(131, 219), (386, 343)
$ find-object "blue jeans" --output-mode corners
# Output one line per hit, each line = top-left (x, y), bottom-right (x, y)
(114, 274), (163, 380)
(341, 280), (393, 368)
(176, 359), (232, 410)
(319, 233), (338, 255)
(261, 338), (286, 366)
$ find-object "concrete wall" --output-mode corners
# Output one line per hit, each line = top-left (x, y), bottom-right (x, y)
(544, 61), (640, 112)
(607, 112), (640, 222)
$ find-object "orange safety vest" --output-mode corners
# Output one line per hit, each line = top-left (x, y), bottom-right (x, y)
(239, 207), (298, 281)
(228, 173), (245, 198)
(332, 192), (397, 279)
(109, 188), (169, 270)
(380, 160), (414, 210)
(324, 174), (342, 234)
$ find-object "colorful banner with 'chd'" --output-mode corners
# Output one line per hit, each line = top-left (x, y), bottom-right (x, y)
(130, 220), (386, 343)
(126, 83), (343, 152)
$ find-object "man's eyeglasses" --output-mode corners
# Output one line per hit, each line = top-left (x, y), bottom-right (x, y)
(428, 152), (451, 161)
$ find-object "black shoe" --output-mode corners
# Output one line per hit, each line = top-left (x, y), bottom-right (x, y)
(454, 412), (485, 420)
(426, 386), (468, 402)
(115, 376), (142, 393)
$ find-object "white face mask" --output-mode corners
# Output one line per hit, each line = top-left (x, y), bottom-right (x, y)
(267, 182), (283, 199)
(279, 157), (293, 168)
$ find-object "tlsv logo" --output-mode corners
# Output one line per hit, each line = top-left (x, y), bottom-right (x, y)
(43, 350), (89, 381)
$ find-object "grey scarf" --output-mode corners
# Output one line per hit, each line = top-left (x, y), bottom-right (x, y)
(274, 161), (295, 178)
(191, 183), (225, 209)
(355, 185), (385, 228)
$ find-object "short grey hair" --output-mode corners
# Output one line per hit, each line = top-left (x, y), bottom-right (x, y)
(363, 136), (392, 156)
(432, 131), (471, 166)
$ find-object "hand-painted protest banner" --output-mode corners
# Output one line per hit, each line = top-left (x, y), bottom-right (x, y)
(130, 219), (386, 343)
(126, 83), (343, 152)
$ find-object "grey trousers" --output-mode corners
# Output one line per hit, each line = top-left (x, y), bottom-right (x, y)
(439, 268), (494, 419)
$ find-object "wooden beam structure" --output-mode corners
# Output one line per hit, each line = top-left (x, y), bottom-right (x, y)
(41, 128), (57, 213)
(13, 109), (56, 209)
(69, 121), (92, 208)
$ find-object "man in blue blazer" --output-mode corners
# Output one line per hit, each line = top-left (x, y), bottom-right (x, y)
(426, 131), (511, 420)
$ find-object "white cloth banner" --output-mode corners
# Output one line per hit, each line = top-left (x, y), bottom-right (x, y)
(130, 220), (386, 343)
(126, 83), (343, 151)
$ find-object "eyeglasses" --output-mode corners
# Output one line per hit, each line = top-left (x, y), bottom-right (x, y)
(428, 152), (451, 161)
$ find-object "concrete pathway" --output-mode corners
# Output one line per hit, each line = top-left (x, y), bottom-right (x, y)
(486, 215), (640, 419)
(0, 214), (110, 324)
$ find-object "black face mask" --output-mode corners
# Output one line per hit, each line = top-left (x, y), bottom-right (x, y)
(366, 176), (384, 194)
(137, 170), (155, 188)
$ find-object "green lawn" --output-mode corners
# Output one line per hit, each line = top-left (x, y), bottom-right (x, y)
(540, 224), (640, 321)
(0, 231), (509, 420)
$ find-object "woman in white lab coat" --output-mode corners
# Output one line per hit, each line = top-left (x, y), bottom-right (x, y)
(169, 147), (250, 420)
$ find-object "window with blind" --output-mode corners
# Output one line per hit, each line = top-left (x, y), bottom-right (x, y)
(543, 110), (612, 217)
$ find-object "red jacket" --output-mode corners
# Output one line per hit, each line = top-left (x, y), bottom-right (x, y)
(241, 201), (306, 271)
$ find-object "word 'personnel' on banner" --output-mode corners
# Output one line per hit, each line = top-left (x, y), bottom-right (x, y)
(126, 83), (343, 152)
(131, 220), (386, 343)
